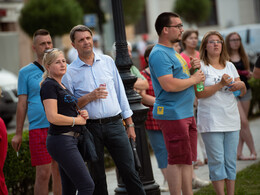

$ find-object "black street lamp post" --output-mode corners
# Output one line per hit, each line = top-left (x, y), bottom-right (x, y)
(111, 0), (160, 194)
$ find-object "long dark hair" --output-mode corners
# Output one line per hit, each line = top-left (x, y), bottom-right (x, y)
(225, 32), (250, 70)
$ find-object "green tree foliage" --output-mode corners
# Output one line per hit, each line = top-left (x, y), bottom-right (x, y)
(248, 78), (260, 116)
(122, 0), (145, 25)
(19, 0), (83, 37)
(174, 0), (211, 25)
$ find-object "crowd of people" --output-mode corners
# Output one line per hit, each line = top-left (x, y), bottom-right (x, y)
(0, 11), (258, 195)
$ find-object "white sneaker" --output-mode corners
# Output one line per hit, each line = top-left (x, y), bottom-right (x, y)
(192, 177), (211, 189)
(160, 181), (169, 192)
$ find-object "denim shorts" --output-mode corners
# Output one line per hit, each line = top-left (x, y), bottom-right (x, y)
(201, 131), (239, 181)
(237, 88), (252, 101)
(146, 130), (168, 169)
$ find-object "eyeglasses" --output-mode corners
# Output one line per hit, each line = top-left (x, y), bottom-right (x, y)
(208, 40), (223, 44)
(229, 39), (240, 42)
(165, 24), (184, 30)
(44, 48), (60, 53)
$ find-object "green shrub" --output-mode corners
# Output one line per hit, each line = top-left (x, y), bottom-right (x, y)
(248, 77), (260, 116)
(4, 131), (35, 195)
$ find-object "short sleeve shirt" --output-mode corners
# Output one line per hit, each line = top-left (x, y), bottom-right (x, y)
(149, 44), (195, 120)
(180, 51), (200, 69)
(197, 61), (240, 133)
(130, 65), (146, 80)
(17, 63), (49, 130)
(40, 77), (81, 135)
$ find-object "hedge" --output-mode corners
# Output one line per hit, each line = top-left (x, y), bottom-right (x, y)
(4, 131), (35, 194)
(248, 77), (260, 116)
(4, 131), (114, 194)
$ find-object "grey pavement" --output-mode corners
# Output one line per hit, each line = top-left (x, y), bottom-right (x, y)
(106, 117), (260, 194)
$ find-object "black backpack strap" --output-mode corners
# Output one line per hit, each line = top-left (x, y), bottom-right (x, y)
(33, 61), (44, 72)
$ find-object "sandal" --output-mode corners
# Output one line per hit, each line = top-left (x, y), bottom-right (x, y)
(237, 154), (257, 161)
(248, 153), (257, 160)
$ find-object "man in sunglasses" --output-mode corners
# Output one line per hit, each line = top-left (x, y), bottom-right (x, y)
(149, 12), (205, 194)
(11, 29), (61, 195)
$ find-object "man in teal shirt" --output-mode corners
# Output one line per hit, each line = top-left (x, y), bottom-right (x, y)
(149, 12), (205, 194)
(11, 29), (61, 195)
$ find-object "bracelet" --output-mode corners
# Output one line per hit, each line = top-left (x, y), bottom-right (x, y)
(71, 117), (75, 127)
(126, 123), (135, 128)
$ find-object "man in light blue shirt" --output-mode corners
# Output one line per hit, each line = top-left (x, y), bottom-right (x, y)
(62, 25), (145, 195)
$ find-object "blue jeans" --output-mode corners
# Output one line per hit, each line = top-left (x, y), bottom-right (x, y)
(146, 130), (168, 169)
(86, 119), (145, 195)
(201, 131), (239, 181)
(47, 134), (94, 195)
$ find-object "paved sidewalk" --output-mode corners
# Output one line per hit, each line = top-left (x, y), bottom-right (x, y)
(106, 117), (260, 194)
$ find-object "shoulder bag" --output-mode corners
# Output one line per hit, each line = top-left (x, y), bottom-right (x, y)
(77, 125), (98, 162)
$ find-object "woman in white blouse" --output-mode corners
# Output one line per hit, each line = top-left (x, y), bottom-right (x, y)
(192, 30), (246, 195)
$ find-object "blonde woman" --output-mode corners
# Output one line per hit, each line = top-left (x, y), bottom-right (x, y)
(193, 31), (246, 195)
(40, 49), (94, 194)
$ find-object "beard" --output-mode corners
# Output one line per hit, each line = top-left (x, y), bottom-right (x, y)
(170, 39), (181, 44)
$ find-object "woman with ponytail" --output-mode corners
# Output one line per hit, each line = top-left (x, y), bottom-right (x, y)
(40, 49), (94, 194)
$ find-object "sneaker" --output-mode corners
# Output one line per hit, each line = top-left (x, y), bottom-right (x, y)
(192, 177), (211, 189)
(160, 181), (169, 192)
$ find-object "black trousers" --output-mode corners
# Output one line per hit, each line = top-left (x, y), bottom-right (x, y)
(47, 134), (94, 195)
(87, 119), (145, 195)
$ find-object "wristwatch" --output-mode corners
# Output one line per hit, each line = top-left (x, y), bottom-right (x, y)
(126, 123), (135, 128)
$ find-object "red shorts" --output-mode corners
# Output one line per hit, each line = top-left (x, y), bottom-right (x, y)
(29, 128), (52, 166)
(157, 117), (197, 165)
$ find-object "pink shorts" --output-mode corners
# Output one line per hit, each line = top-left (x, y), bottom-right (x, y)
(29, 128), (52, 166)
(157, 117), (197, 165)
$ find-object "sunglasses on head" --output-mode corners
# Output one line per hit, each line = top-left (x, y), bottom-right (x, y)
(44, 48), (60, 53)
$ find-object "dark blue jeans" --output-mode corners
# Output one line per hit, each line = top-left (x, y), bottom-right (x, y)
(47, 134), (94, 195)
(87, 119), (145, 195)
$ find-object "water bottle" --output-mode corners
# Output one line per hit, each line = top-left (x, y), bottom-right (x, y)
(229, 81), (241, 97)
(194, 69), (204, 92)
